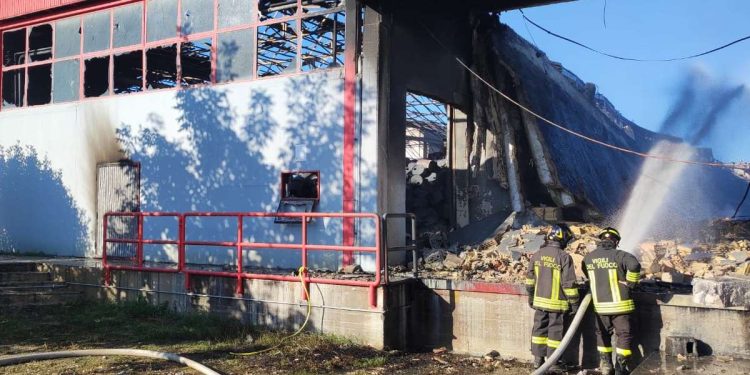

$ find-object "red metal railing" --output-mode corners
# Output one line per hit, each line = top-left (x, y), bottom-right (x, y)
(102, 212), (382, 308)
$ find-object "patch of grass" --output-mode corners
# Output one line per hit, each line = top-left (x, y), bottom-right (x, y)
(354, 356), (387, 369)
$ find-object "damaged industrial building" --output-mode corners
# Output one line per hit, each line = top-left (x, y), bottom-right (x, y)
(1, 0), (750, 373)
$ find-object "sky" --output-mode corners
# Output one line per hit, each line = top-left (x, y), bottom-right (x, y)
(502, 0), (750, 163)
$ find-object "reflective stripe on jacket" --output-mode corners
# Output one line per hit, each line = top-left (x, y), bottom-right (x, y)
(525, 242), (579, 312)
(582, 245), (641, 315)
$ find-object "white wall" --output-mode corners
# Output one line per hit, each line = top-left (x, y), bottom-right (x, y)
(0, 71), (379, 271)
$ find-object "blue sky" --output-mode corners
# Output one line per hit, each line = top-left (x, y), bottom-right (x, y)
(502, 0), (750, 162)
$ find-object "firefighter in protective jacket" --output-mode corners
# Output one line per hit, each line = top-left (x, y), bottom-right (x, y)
(582, 227), (641, 375)
(525, 224), (579, 371)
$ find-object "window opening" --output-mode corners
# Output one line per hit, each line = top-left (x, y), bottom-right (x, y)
(259, 0), (298, 22)
(301, 12), (344, 71)
(275, 171), (320, 224)
(405, 92), (448, 160)
(146, 44), (177, 89)
(180, 38), (212, 86)
(182, 0), (215, 35)
(53, 59), (80, 103)
(257, 21), (297, 77)
(147, 0), (178, 42)
(217, 29), (253, 82)
(83, 10), (112, 53)
(28, 24), (53, 62)
(113, 3), (143, 48)
(27, 64), (52, 106)
(2, 29), (26, 67)
(404, 92), (451, 236)
(218, 0), (252, 29)
(114, 51), (144, 94)
(84, 56), (110, 97)
(1, 69), (25, 108)
(54, 17), (81, 59)
(301, 0), (343, 14)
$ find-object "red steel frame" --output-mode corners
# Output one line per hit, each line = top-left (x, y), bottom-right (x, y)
(102, 211), (382, 308)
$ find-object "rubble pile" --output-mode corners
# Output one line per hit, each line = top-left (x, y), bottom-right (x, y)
(406, 158), (451, 234)
(416, 217), (750, 286)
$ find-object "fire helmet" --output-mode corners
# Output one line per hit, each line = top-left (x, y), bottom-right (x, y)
(547, 224), (573, 247)
(598, 227), (621, 246)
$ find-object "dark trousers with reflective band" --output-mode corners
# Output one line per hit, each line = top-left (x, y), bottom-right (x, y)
(594, 313), (633, 357)
(531, 309), (565, 357)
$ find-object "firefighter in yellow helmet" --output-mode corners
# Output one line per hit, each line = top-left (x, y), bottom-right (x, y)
(582, 227), (641, 375)
(525, 224), (579, 372)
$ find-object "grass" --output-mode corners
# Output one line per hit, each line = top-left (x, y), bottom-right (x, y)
(0, 299), (529, 374)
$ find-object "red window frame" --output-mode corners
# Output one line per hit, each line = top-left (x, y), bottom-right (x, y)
(0, 0), (346, 111)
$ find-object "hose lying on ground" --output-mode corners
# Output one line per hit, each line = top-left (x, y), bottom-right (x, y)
(531, 293), (593, 375)
(0, 348), (221, 375)
(231, 266), (312, 356)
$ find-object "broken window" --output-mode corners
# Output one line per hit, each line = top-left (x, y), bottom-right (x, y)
(27, 64), (52, 106)
(28, 24), (53, 62)
(55, 17), (81, 59)
(2, 29), (26, 66)
(301, 0), (343, 14)
(147, 0), (178, 42)
(405, 92), (448, 160)
(83, 10), (111, 53)
(84, 56), (110, 97)
(275, 171), (320, 223)
(114, 51), (143, 94)
(217, 29), (253, 82)
(53, 59), (80, 103)
(181, 0), (214, 35)
(181, 39), (212, 86)
(259, 0), (298, 22)
(114, 3), (143, 48)
(146, 44), (177, 89)
(218, 0), (252, 29)
(301, 12), (344, 71)
(257, 21), (297, 77)
(1, 69), (24, 108)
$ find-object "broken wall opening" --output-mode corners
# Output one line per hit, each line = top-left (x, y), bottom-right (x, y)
(404, 92), (452, 237)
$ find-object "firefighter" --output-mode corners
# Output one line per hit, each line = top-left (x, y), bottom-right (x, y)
(582, 227), (641, 375)
(525, 224), (579, 372)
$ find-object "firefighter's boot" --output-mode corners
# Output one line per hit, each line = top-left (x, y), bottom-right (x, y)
(599, 352), (614, 375)
(533, 356), (545, 369)
(614, 355), (631, 375)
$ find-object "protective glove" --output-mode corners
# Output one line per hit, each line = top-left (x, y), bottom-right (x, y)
(569, 303), (579, 315)
(527, 294), (534, 308)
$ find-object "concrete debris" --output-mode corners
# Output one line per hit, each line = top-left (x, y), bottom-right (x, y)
(407, 158), (451, 234)
(417, 217), (750, 286)
(692, 277), (750, 308)
(338, 264), (363, 274)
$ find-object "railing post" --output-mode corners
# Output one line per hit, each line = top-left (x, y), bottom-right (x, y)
(103, 214), (110, 286)
(137, 214), (144, 266)
(178, 215), (185, 271)
(183, 214), (190, 292)
(301, 215), (309, 301)
(236, 216), (244, 296)
(381, 214), (389, 285)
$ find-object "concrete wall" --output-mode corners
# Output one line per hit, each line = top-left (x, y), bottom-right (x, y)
(0, 69), (379, 271)
(42, 261), (395, 348)
(411, 279), (750, 365)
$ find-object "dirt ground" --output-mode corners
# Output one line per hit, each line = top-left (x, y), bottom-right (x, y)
(0, 301), (532, 375)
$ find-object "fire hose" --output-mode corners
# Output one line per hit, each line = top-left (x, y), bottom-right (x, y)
(0, 349), (220, 375)
(531, 293), (593, 375)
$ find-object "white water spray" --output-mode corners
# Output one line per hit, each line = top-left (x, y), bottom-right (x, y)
(617, 141), (697, 256)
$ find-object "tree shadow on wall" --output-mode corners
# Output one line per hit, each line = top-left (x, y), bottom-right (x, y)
(0, 144), (89, 255)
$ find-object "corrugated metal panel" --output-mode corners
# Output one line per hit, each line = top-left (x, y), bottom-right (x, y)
(0, 0), (90, 21)
(96, 161), (140, 258)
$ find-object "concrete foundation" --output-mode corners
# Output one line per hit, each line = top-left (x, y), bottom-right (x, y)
(6, 257), (749, 367)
